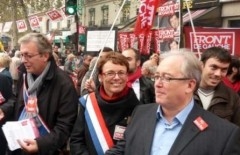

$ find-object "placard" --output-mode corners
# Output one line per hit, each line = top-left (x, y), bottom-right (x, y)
(86, 27), (117, 52)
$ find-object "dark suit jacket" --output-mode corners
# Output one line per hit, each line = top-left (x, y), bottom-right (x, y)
(139, 76), (155, 104)
(106, 103), (240, 155)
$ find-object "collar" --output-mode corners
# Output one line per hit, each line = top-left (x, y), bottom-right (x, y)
(156, 98), (194, 125)
(0, 68), (5, 72)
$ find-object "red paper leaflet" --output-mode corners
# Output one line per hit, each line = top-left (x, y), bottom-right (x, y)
(129, 33), (137, 48)
(138, 32), (152, 55)
(118, 32), (130, 51)
(152, 30), (161, 54)
(118, 31), (155, 54)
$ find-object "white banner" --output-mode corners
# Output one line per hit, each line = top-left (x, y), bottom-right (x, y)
(3, 22), (12, 33)
(0, 23), (3, 33)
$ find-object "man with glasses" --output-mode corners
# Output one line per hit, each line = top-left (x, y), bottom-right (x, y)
(194, 47), (240, 127)
(106, 50), (240, 155)
(9, 33), (78, 155)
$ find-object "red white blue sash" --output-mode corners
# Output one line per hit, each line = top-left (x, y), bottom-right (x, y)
(80, 93), (114, 154)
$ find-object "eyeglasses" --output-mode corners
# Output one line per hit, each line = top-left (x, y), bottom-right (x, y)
(102, 71), (128, 78)
(20, 53), (41, 60)
(154, 75), (191, 82)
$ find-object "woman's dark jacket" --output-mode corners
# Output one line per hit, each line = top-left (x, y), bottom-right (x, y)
(70, 88), (140, 155)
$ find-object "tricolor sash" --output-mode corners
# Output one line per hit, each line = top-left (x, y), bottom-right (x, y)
(80, 93), (114, 155)
(18, 74), (50, 136)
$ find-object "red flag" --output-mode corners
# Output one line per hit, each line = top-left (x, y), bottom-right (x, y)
(134, 0), (159, 36)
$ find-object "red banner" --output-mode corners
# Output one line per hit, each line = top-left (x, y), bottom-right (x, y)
(118, 32), (129, 52)
(134, 0), (159, 36)
(152, 30), (161, 54)
(184, 26), (240, 56)
(118, 31), (159, 55)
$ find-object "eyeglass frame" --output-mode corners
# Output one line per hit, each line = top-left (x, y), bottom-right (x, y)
(154, 75), (191, 82)
(20, 53), (41, 60)
(101, 71), (128, 78)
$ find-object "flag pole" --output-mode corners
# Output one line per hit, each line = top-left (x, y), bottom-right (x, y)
(89, 0), (127, 78)
(185, 0), (201, 59)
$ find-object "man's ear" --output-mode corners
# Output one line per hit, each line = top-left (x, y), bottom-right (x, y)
(232, 67), (238, 73)
(186, 79), (197, 94)
(42, 52), (50, 62)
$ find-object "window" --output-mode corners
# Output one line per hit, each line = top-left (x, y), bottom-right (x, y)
(121, 4), (130, 24)
(67, 19), (71, 28)
(101, 5), (109, 26)
(46, 19), (50, 33)
(89, 8), (95, 26)
(229, 20), (240, 27)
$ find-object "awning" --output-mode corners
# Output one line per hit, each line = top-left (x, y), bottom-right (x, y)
(183, 7), (221, 27)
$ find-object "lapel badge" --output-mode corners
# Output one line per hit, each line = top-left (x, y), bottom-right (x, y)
(193, 116), (208, 131)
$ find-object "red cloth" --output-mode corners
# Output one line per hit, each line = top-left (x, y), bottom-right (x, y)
(99, 85), (130, 102)
(134, 0), (159, 36)
(127, 67), (142, 87)
(222, 77), (240, 93)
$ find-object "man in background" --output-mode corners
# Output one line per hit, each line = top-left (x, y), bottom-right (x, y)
(122, 48), (155, 104)
(76, 54), (93, 96)
(194, 46), (240, 127)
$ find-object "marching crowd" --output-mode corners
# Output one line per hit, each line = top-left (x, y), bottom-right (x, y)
(0, 32), (240, 155)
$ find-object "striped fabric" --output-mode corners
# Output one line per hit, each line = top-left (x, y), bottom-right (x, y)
(80, 93), (114, 155)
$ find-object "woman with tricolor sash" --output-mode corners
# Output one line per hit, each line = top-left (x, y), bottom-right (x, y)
(70, 52), (141, 155)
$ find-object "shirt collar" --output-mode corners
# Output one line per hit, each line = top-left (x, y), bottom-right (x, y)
(156, 98), (194, 125)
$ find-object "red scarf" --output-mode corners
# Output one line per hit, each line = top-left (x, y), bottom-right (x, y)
(100, 85), (130, 102)
(127, 67), (142, 87)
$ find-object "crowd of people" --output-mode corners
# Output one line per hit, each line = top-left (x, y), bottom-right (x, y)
(0, 32), (240, 155)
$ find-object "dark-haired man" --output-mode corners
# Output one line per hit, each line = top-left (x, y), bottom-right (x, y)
(194, 46), (240, 127)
